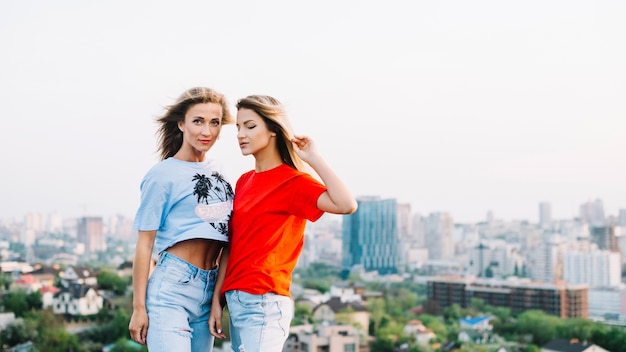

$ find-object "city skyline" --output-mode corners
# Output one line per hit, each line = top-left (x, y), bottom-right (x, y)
(3, 197), (623, 229)
(1, 1), (625, 224)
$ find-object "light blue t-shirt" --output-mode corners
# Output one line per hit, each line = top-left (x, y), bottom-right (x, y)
(133, 157), (233, 254)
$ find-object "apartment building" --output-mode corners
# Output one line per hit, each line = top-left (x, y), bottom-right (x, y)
(427, 276), (588, 318)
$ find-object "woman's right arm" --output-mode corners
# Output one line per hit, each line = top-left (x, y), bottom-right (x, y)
(209, 245), (229, 339)
(128, 230), (156, 345)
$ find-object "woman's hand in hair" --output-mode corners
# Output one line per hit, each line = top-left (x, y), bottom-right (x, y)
(293, 134), (358, 214)
(291, 135), (319, 163)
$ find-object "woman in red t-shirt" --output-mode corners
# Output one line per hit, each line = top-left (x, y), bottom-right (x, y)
(209, 95), (357, 351)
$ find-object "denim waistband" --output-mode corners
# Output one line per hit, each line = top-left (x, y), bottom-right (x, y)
(158, 251), (217, 281)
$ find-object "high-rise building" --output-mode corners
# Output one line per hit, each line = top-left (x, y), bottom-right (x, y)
(618, 209), (626, 226)
(486, 210), (494, 224)
(424, 212), (454, 260)
(468, 240), (524, 278)
(397, 203), (413, 272)
(342, 196), (399, 275)
(468, 243), (490, 277)
(412, 213), (426, 248)
(591, 223), (618, 252)
(23, 213), (45, 247)
(580, 199), (605, 227)
(46, 211), (64, 233)
(539, 202), (552, 229)
(77, 216), (105, 255)
(563, 249), (621, 287)
(397, 203), (412, 238)
(528, 235), (563, 283)
(106, 214), (134, 240)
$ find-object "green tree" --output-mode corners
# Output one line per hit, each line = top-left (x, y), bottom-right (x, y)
(442, 304), (463, 323)
(2, 291), (29, 317)
(26, 290), (43, 310)
(387, 287), (418, 316)
(37, 327), (87, 352)
(371, 318), (406, 352)
(79, 308), (130, 345)
(369, 335), (395, 352)
(460, 345), (489, 352)
(0, 272), (13, 290)
(516, 310), (559, 346)
(367, 297), (386, 335)
(302, 279), (330, 293)
(525, 344), (540, 352)
(592, 326), (626, 352)
(486, 306), (512, 321)
(110, 337), (148, 352)
(294, 262), (342, 284)
(417, 314), (448, 342)
(292, 303), (312, 325)
(97, 270), (129, 295)
(0, 319), (38, 348)
(557, 318), (596, 342)
(468, 297), (486, 312)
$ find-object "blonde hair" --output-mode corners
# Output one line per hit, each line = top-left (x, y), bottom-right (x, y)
(236, 95), (304, 171)
(156, 87), (233, 160)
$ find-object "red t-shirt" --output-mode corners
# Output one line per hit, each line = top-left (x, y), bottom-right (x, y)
(221, 164), (326, 296)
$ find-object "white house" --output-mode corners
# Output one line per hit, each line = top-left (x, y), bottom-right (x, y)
(403, 319), (437, 346)
(285, 324), (361, 352)
(60, 266), (97, 287)
(41, 285), (61, 309)
(458, 316), (495, 344)
(52, 284), (103, 316)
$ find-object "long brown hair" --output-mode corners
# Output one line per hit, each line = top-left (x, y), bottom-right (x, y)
(236, 95), (304, 171)
(156, 87), (233, 160)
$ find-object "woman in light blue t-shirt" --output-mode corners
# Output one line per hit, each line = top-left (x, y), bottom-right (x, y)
(128, 87), (234, 352)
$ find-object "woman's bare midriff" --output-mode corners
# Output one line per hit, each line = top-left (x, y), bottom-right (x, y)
(165, 238), (225, 270)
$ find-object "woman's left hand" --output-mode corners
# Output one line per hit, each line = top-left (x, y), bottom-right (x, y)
(291, 135), (318, 161)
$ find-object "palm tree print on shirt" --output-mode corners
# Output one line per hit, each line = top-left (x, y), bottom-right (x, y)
(192, 172), (234, 235)
(192, 172), (233, 203)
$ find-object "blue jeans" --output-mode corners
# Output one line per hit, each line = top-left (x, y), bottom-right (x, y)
(146, 252), (217, 352)
(226, 290), (294, 352)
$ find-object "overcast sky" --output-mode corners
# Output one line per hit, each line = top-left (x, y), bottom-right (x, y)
(1, 0), (624, 224)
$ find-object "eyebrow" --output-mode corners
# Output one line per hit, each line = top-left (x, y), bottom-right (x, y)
(192, 116), (222, 120)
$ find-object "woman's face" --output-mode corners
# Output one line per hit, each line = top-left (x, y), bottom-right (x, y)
(178, 102), (224, 155)
(236, 108), (275, 157)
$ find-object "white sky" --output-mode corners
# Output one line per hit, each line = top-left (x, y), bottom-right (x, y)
(1, 0), (624, 224)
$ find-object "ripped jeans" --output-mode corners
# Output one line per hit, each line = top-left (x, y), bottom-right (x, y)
(146, 251), (217, 352)
(226, 290), (294, 352)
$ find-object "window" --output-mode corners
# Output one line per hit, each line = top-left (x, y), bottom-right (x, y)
(344, 344), (356, 352)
